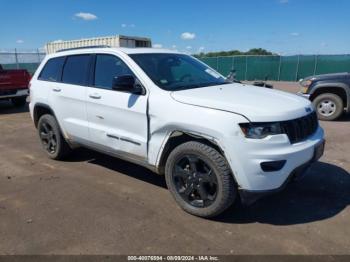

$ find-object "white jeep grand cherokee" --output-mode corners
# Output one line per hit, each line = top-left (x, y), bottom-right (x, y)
(29, 47), (325, 217)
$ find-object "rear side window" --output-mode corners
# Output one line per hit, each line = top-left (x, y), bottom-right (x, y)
(38, 57), (65, 82)
(62, 55), (91, 86)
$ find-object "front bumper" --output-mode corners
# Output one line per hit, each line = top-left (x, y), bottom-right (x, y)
(239, 139), (325, 205)
(224, 126), (324, 193)
(238, 144), (322, 205)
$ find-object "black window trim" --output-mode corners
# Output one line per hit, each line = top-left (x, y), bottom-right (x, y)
(38, 53), (147, 95)
(87, 54), (96, 87)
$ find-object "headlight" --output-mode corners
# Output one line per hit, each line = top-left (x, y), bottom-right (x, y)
(299, 79), (312, 93)
(300, 79), (312, 87)
(239, 122), (282, 139)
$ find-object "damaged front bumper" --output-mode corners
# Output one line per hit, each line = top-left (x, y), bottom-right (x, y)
(239, 139), (325, 205)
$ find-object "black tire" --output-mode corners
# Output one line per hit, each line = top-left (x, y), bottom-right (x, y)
(11, 97), (27, 107)
(313, 93), (344, 121)
(37, 114), (71, 160)
(165, 141), (236, 218)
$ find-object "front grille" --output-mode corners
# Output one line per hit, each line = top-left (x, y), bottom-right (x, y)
(0, 89), (17, 96)
(281, 112), (318, 144)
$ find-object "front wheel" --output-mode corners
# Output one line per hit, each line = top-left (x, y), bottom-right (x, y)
(165, 141), (236, 218)
(313, 93), (344, 121)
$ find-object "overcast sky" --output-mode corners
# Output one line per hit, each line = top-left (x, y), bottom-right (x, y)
(1, 0), (349, 55)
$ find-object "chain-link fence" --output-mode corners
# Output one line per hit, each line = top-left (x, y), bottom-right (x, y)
(1, 50), (350, 81)
(200, 55), (350, 81)
(0, 49), (46, 75)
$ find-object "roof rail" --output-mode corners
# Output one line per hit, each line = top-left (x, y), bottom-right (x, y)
(57, 45), (110, 53)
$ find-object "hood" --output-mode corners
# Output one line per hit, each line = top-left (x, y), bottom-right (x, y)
(304, 72), (349, 81)
(170, 83), (313, 122)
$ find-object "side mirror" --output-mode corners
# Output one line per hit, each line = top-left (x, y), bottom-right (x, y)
(226, 68), (237, 83)
(112, 75), (144, 95)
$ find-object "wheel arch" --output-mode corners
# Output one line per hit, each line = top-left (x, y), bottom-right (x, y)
(33, 103), (57, 128)
(33, 102), (75, 148)
(156, 130), (228, 175)
(310, 83), (350, 111)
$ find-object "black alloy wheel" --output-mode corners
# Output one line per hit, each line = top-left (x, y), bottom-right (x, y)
(172, 154), (218, 208)
(39, 121), (57, 154)
(165, 141), (236, 218)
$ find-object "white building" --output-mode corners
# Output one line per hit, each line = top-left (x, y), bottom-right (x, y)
(45, 35), (152, 54)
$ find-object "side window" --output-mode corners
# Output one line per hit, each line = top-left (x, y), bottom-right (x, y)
(62, 55), (91, 86)
(38, 57), (65, 82)
(94, 54), (134, 89)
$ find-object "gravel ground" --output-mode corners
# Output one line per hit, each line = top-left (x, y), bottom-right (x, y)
(0, 82), (349, 255)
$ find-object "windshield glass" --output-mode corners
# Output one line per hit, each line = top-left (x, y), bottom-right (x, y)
(129, 53), (227, 91)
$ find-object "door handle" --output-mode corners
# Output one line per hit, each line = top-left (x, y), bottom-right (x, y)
(53, 87), (61, 92)
(89, 93), (101, 99)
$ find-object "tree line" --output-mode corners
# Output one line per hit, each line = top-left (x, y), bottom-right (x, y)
(193, 48), (275, 58)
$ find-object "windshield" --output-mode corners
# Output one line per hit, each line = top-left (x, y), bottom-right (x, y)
(129, 53), (227, 91)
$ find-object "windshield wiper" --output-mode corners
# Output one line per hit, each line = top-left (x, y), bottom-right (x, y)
(170, 82), (229, 91)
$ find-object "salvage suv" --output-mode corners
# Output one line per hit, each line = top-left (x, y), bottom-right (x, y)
(29, 47), (325, 217)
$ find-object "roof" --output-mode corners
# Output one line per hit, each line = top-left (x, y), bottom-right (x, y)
(47, 47), (182, 58)
(118, 47), (181, 54)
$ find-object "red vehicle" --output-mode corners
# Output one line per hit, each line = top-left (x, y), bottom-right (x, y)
(0, 64), (31, 107)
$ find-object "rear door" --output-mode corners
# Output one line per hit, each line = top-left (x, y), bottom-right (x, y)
(48, 54), (91, 141)
(86, 54), (148, 160)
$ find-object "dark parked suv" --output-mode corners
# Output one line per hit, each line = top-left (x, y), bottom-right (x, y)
(298, 72), (350, 121)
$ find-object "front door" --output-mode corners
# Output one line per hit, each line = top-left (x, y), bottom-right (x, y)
(86, 54), (148, 160)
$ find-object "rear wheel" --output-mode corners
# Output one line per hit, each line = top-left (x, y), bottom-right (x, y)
(37, 114), (71, 160)
(313, 93), (344, 121)
(11, 97), (27, 107)
(165, 141), (236, 218)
